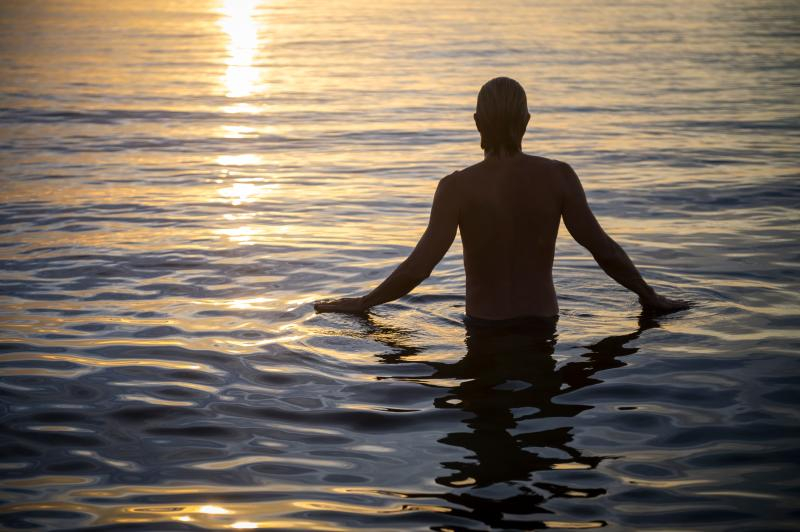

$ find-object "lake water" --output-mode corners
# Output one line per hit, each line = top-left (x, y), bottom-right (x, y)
(1, 0), (799, 530)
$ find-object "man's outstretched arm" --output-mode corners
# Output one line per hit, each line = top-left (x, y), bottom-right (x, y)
(314, 175), (459, 313)
(559, 162), (690, 313)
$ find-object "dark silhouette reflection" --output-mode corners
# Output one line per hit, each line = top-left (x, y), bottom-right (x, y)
(358, 313), (660, 529)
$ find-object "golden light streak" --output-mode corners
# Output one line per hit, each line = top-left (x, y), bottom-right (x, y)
(219, 0), (262, 98)
(217, 225), (258, 244)
(199, 505), (231, 515)
(0, 353), (217, 373)
(541, 522), (604, 529)
(221, 125), (257, 138)
(188, 454), (349, 470)
(217, 180), (279, 206)
(216, 154), (265, 166)
(218, 181), (258, 204)
(227, 296), (277, 309)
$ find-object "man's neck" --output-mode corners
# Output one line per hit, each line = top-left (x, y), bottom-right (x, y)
(483, 150), (524, 161)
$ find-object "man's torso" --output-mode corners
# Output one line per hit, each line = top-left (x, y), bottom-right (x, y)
(450, 153), (564, 319)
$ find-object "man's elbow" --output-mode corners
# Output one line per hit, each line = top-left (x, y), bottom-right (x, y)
(590, 246), (615, 264)
(588, 235), (620, 264)
(398, 261), (432, 284)
(405, 268), (432, 285)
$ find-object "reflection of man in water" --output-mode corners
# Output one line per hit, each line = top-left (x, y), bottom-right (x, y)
(363, 313), (658, 529)
(316, 77), (689, 319)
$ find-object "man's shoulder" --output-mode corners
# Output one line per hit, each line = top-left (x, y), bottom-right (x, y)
(437, 163), (477, 189)
(443, 158), (500, 182)
(523, 155), (576, 186)
(450, 160), (484, 178)
(524, 153), (570, 170)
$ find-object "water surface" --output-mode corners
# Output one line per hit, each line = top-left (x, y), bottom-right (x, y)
(1, 0), (799, 529)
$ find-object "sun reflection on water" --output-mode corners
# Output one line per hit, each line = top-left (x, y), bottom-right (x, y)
(221, 124), (258, 138)
(216, 2), (274, 232)
(219, 0), (263, 98)
(218, 225), (258, 244)
(199, 505), (231, 515)
(227, 296), (277, 309)
(216, 154), (265, 166)
(217, 180), (279, 205)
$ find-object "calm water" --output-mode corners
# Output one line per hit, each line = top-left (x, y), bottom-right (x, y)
(1, 0), (799, 530)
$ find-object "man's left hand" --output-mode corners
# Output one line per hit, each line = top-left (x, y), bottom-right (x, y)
(313, 297), (367, 314)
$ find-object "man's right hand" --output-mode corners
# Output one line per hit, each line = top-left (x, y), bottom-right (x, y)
(639, 293), (692, 314)
(313, 296), (368, 314)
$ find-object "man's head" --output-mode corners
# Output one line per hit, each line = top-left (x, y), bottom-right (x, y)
(474, 77), (530, 157)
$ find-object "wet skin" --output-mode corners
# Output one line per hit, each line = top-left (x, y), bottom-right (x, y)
(315, 151), (690, 317)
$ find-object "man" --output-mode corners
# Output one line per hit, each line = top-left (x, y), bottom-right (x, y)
(314, 77), (689, 321)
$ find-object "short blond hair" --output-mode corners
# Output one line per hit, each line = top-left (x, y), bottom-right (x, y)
(475, 77), (529, 156)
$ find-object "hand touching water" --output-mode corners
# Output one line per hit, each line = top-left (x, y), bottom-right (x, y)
(314, 296), (367, 314)
(314, 293), (692, 315)
(639, 292), (692, 314)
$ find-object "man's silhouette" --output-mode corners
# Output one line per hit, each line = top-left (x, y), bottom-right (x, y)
(315, 77), (689, 318)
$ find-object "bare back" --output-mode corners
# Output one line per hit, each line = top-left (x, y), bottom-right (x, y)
(453, 153), (563, 319)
